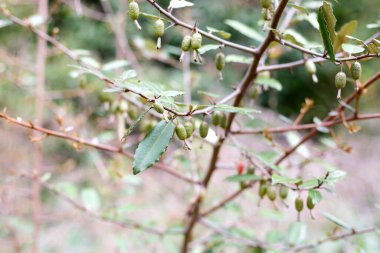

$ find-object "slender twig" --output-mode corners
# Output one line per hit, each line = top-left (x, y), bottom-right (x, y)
(232, 112), (380, 135)
(0, 112), (200, 185)
(180, 1), (290, 252)
(145, 0), (257, 55)
(292, 227), (377, 252)
(20, 171), (178, 236)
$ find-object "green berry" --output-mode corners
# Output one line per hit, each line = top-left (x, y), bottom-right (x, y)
(127, 107), (138, 120)
(335, 71), (347, 89)
(140, 120), (154, 133)
(199, 121), (209, 138)
(295, 197), (304, 212)
(306, 195), (315, 210)
(181, 35), (192, 52)
(153, 102), (165, 114)
(215, 52), (225, 71)
(250, 87), (260, 99)
(262, 8), (271, 21)
(191, 32), (202, 50)
(220, 113), (228, 129)
(260, 0), (272, 9)
(154, 19), (165, 38)
(128, 1), (139, 20)
(184, 121), (194, 138)
(305, 60), (316, 75)
(279, 185), (288, 199)
(350, 62), (362, 80)
(267, 187), (276, 201)
(212, 112), (222, 126)
(176, 124), (187, 140)
(258, 184), (267, 199)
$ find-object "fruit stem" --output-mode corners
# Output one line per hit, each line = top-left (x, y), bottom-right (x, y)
(156, 37), (162, 49)
(134, 20), (141, 30)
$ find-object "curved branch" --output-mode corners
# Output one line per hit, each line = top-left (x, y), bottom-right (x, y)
(0, 112), (200, 185)
(145, 0), (257, 55)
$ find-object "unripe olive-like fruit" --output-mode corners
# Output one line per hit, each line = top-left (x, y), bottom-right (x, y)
(250, 87), (260, 99)
(258, 184), (267, 199)
(260, 0), (272, 9)
(220, 113), (228, 129)
(305, 60), (316, 75)
(181, 35), (192, 52)
(176, 124), (187, 140)
(267, 187), (276, 201)
(128, 2), (139, 20)
(350, 62), (362, 80)
(199, 121), (209, 138)
(279, 185), (288, 199)
(306, 195), (315, 210)
(295, 197), (304, 212)
(154, 19), (165, 38)
(153, 102), (165, 114)
(215, 52), (225, 71)
(140, 120), (154, 133)
(191, 32), (202, 50)
(184, 121), (194, 138)
(335, 71), (347, 89)
(212, 111), (222, 126)
(262, 8), (271, 21)
(127, 107), (138, 120)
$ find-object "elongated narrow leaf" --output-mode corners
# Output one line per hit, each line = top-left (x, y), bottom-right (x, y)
(198, 44), (221, 55)
(133, 120), (175, 174)
(256, 77), (282, 91)
(225, 174), (262, 182)
(225, 19), (264, 42)
(288, 222), (307, 245)
(317, 1), (336, 62)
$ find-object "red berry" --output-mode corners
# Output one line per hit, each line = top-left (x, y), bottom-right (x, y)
(236, 161), (245, 175)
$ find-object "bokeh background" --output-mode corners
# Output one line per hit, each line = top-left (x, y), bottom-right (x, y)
(1, 0), (380, 252)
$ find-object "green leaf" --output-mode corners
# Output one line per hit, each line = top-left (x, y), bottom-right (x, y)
(225, 174), (262, 182)
(342, 43), (365, 54)
(254, 151), (283, 171)
(169, 0), (194, 9)
(198, 44), (221, 55)
(81, 188), (101, 211)
(271, 174), (301, 185)
(308, 189), (322, 205)
(299, 179), (320, 189)
(333, 20), (357, 52)
(213, 104), (260, 118)
(225, 54), (253, 64)
(325, 170), (346, 185)
(284, 29), (309, 46)
(102, 60), (129, 72)
(206, 27), (231, 39)
(287, 222), (307, 245)
(133, 120), (175, 174)
(255, 76), (282, 91)
(225, 19), (264, 42)
(289, 3), (309, 15)
(317, 1), (336, 62)
(0, 19), (12, 29)
(197, 90), (221, 98)
(323, 212), (351, 229)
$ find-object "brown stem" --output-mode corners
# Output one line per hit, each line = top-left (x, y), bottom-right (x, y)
(0, 112), (200, 185)
(179, 1), (290, 251)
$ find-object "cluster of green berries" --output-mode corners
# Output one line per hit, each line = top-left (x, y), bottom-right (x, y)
(258, 181), (289, 202)
(260, 0), (273, 21)
(175, 120), (196, 140)
(180, 32), (203, 63)
(211, 111), (228, 129)
(335, 61), (361, 99)
(128, 1), (165, 49)
(305, 59), (319, 83)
